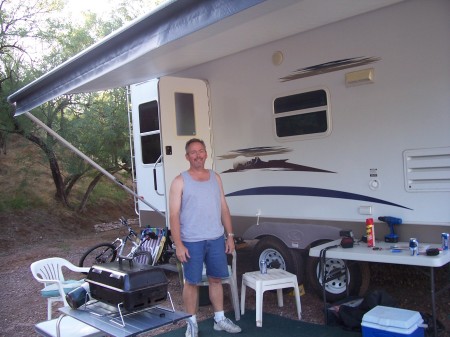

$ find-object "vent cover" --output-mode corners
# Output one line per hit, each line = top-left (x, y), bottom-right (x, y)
(404, 147), (450, 192)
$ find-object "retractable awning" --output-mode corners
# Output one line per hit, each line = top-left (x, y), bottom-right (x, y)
(8, 0), (404, 116)
(8, 0), (265, 115)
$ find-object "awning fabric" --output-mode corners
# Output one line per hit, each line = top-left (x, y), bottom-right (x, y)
(7, 0), (404, 116)
(7, 0), (265, 116)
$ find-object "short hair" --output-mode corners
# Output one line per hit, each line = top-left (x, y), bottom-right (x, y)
(185, 138), (206, 153)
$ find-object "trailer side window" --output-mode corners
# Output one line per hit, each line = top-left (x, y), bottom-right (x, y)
(139, 101), (161, 164)
(273, 89), (331, 140)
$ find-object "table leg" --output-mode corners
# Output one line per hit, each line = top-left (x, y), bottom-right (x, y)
(293, 283), (302, 320)
(276, 289), (283, 307)
(321, 256), (328, 324)
(256, 281), (263, 327)
(430, 267), (437, 337)
(240, 280), (247, 315)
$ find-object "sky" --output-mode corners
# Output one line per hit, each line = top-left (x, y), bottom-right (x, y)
(63, 0), (167, 20)
(63, 0), (117, 20)
(65, 0), (113, 15)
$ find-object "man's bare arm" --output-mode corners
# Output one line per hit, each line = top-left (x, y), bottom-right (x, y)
(216, 173), (235, 253)
(169, 175), (190, 262)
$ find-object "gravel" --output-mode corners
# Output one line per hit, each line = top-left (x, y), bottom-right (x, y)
(0, 224), (448, 337)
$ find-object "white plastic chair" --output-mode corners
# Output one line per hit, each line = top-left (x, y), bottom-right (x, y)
(179, 250), (240, 321)
(30, 257), (89, 320)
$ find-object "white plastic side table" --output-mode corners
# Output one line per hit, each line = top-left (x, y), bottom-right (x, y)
(240, 269), (302, 327)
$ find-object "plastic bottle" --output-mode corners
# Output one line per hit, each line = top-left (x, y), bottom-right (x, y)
(366, 218), (375, 247)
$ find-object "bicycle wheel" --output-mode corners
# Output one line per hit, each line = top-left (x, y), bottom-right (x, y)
(79, 243), (117, 268)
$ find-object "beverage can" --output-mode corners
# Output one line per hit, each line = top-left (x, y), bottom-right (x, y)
(260, 259), (267, 274)
(409, 238), (419, 256)
(442, 233), (449, 250)
(366, 218), (375, 247)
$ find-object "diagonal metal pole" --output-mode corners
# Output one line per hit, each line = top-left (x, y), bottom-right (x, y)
(25, 112), (165, 219)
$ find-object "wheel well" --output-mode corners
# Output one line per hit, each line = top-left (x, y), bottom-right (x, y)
(306, 238), (333, 251)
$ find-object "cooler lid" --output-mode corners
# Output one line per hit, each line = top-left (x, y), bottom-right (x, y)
(362, 305), (423, 329)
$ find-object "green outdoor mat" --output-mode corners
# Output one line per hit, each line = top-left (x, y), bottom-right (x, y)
(156, 310), (362, 337)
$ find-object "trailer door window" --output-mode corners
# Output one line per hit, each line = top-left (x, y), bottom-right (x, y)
(139, 101), (161, 164)
(175, 92), (196, 136)
(274, 89), (331, 140)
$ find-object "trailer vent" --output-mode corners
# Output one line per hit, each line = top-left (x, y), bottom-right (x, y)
(404, 147), (450, 192)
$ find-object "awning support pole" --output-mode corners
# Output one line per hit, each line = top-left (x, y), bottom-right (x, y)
(25, 112), (165, 219)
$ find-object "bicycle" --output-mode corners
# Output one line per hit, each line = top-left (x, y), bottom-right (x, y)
(79, 217), (155, 268)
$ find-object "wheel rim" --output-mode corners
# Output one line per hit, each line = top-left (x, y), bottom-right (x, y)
(260, 248), (286, 269)
(317, 258), (349, 294)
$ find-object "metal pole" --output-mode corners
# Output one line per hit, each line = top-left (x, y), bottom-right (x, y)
(24, 112), (165, 219)
(430, 267), (437, 337)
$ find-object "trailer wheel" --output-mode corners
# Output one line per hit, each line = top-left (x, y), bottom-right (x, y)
(306, 250), (369, 302)
(252, 236), (303, 284)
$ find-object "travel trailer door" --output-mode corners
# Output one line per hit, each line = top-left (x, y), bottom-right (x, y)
(158, 76), (213, 227)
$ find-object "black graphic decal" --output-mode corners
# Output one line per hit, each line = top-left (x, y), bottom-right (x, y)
(280, 56), (380, 82)
(219, 146), (334, 174)
(226, 186), (412, 210)
(217, 146), (292, 160)
(222, 157), (335, 173)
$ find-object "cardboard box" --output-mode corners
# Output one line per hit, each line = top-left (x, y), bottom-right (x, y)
(362, 306), (424, 337)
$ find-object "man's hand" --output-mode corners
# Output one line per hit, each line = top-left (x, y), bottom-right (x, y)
(225, 236), (235, 254)
(176, 244), (190, 263)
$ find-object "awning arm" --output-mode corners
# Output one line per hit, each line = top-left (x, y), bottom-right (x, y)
(25, 112), (165, 219)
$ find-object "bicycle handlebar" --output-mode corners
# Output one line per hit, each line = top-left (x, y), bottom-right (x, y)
(119, 217), (140, 243)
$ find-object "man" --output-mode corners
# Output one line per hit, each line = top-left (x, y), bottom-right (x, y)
(169, 138), (241, 337)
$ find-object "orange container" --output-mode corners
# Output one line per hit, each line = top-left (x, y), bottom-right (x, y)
(366, 218), (375, 247)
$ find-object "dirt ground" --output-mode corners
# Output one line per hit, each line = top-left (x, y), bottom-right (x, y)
(0, 211), (449, 337)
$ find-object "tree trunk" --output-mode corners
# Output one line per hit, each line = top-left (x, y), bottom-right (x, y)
(14, 122), (71, 208)
(77, 171), (103, 212)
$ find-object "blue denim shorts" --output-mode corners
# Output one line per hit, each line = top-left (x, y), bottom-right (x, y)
(182, 236), (229, 284)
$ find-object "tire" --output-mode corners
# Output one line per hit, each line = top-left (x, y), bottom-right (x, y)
(306, 252), (369, 302)
(79, 243), (117, 268)
(252, 236), (304, 285)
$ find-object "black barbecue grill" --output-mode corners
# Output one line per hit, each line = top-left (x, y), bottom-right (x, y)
(85, 261), (168, 311)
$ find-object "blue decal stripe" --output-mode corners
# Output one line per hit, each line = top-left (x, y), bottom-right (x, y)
(225, 186), (412, 210)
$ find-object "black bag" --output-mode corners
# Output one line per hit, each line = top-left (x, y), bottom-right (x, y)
(420, 312), (446, 337)
(338, 289), (397, 331)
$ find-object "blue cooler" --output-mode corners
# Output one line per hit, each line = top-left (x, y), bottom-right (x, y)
(362, 306), (424, 337)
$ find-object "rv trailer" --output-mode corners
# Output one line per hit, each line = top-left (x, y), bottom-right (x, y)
(129, 0), (450, 300)
(8, 0), (450, 301)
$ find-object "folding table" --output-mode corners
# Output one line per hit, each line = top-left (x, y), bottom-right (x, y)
(52, 301), (192, 337)
(309, 240), (450, 337)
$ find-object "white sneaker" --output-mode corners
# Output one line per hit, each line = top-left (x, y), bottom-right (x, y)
(185, 323), (198, 337)
(213, 317), (242, 333)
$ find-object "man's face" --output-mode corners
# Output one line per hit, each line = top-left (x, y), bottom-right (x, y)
(185, 142), (207, 169)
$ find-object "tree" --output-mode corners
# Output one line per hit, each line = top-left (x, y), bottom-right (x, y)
(0, 0), (63, 154)
(0, 0), (157, 211)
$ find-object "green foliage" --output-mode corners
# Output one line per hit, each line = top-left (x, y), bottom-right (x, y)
(0, 180), (46, 212)
(1, 0), (166, 211)
(90, 178), (130, 203)
(0, 0), (148, 209)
